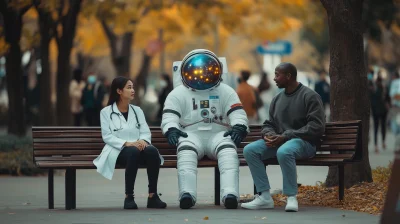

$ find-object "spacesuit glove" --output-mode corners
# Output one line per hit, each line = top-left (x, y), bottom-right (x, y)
(223, 124), (248, 147)
(165, 127), (188, 146)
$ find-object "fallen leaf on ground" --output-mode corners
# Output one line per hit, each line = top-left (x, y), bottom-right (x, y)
(203, 216), (209, 220)
(268, 163), (392, 216)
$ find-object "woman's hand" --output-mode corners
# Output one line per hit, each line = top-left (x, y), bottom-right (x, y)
(137, 140), (149, 148)
(124, 140), (148, 151)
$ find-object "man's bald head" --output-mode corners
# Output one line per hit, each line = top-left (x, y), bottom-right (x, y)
(276, 62), (297, 79)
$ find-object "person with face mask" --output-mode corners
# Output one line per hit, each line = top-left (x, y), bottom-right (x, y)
(80, 73), (107, 126)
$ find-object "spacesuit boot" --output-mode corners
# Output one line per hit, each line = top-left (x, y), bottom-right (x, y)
(177, 147), (198, 209)
(217, 147), (239, 209)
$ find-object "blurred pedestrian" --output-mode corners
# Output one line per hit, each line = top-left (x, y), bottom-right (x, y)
(370, 74), (390, 153)
(157, 73), (173, 121)
(389, 71), (400, 140)
(81, 73), (106, 126)
(314, 71), (330, 120)
(69, 68), (85, 126)
(236, 70), (258, 124)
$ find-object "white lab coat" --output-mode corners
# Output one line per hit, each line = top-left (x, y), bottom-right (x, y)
(93, 103), (164, 180)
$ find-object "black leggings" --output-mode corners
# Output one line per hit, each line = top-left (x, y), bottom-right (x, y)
(372, 113), (387, 145)
(116, 146), (161, 195)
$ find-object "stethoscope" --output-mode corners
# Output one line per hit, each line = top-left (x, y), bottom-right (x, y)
(110, 105), (140, 131)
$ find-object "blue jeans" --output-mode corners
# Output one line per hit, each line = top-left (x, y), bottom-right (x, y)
(243, 138), (316, 196)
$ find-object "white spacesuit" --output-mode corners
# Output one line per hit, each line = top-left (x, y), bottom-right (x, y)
(161, 49), (249, 209)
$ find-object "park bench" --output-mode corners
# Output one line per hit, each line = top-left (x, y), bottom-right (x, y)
(32, 120), (362, 210)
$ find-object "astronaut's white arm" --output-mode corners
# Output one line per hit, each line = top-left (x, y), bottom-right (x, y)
(100, 109), (126, 150)
(161, 94), (182, 134)
(225, 93), (249, 132)
(137, 107), (152, 144)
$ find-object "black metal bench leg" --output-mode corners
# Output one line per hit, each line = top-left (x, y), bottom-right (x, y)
(48, 169), (54, 209)
(65, 168), (73, 210)
(72, 169), (76, 209)
(338, 165), (344, 201)
(214, 167), (220, 205)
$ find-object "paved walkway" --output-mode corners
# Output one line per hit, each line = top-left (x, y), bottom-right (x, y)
(0, 168), (381, 224)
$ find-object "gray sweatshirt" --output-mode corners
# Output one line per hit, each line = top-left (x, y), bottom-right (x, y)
(262, 83), (326, 144)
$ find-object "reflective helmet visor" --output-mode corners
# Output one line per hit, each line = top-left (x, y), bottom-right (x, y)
(181, 53), (222, 90)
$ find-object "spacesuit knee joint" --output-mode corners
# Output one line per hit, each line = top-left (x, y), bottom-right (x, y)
(216, 144), (236, 155)
(178, 145), (198, 155)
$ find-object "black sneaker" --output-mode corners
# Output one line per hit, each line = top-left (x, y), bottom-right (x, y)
(180, 193), (195, 209)
(124, 195), (138, 209)
(224, 194), (238, 209)
(147, 194), (167, 209)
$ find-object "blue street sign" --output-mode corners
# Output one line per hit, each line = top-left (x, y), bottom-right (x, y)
(256, 41), (292, 55)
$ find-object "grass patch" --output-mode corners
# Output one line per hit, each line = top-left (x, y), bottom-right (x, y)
(0, 134), (46, 176)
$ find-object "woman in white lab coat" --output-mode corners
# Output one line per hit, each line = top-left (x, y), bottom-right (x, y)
(93, 76), (166, 209)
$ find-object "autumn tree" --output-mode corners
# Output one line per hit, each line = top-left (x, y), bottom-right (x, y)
(33, 0), (55, 125)
(320, 0), (373, 187)
(0, 0), (32, 136)
(53, 0), (82, 125)
(32, 0), (81, 125)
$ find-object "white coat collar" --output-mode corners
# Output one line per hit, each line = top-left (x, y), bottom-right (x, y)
(112, 103), (122, 115)
(112, 103), (136, 124)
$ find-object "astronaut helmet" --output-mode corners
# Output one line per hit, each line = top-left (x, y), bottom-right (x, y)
(180, 49), (223, 91)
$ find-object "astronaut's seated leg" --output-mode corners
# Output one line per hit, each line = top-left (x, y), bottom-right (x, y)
(176, 133), (204, 209)
(206, 131), (240, 209)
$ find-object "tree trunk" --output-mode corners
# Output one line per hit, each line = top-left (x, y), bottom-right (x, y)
(1, 6), (27, 136)
(100, 20), (133, 77)
(55, 0), (81, 126)
(37, 8), (54, 126)
(112, 33), (133, 77)
(321, 0), (373, 187)
(133, 53), (152, 106)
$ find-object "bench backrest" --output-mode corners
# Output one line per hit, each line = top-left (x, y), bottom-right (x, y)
(32, 120), (362, 167)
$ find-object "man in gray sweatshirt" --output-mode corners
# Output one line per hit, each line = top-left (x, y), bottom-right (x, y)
(241, 62), (325, 212)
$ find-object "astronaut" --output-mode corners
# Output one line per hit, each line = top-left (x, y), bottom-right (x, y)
(161, 49), (249, 209)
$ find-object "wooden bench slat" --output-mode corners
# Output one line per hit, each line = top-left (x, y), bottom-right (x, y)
(324, 129), (358, 134)
(322, 134), (357, 140)
(318, 139), (357, 145)
(319, 145), (356, 151)
(34, 143), (105, 149)
(35, 153), (355, 168)
(325, 120), (361, 126)
(34, 153), (353, 163)
(34, 150), (101, 156)
(325, 126), (359, 130)
(34, 138), (104, 143)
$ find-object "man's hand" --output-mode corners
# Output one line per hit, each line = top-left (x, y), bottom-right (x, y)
(224, 124), (248, 147)
(165, 127), (188, 146)
(264, 134), (285, 148)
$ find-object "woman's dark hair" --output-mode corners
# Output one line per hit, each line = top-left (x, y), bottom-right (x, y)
(107, 76), (132, 106)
